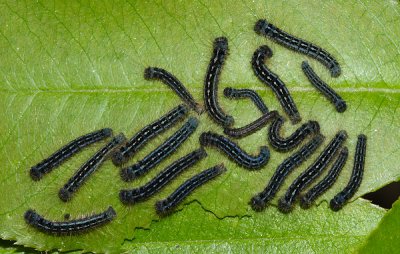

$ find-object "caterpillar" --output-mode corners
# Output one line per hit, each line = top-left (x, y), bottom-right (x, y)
(223, 110), (278, 138)
(330, 134), (367, 211)
(300, 147), (348, 209)
(144, 67), (203, 114)
(121, 117), (198, 181)
(268, 116), (320, 152)
(254, 19), (341, 77)
(278, 130), (347, 213)
(301, 61), (346, 112)
(59, 134), (126, 202)
(250, 134), (324, 212)
(155, 164), (226, 216)
(120, 148), (207, 204)
(112, 104), (188, 166)
(223, 87), (269, 114)
(200, 131), (270, 170)
(204, 37), (234, 127)
(252, 45), (301, 124)
(30, 128), (112, 181)
(24, 206), (116, 235)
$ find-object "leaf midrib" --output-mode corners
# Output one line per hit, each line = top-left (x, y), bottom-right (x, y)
(1, 86), (399, 94)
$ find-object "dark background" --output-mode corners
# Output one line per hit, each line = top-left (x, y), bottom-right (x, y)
(363, 181), (400, 209)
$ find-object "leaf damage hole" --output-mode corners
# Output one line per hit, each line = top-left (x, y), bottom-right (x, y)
(362, 181), (400, 209)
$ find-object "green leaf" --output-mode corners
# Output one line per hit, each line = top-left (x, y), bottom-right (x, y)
(0, 0), (399, 253)
(123, 199), (385, 253)
(358, 198), (400, 254)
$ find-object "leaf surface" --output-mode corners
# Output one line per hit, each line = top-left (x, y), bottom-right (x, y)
(359, 198), (400, 254)
(0, 0), (399, 253)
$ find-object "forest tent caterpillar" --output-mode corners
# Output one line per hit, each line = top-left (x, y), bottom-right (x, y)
(252, 45), (301, 124)
(250, 134), (324, 212)
(254, 19), (341, 77)
(30, 128), (112, 181)
(120, 148), (207, 204)
(204, 37), (234, 127)
(155, 164), (226, 216)
(121, 117), (198, 181)
(200, 131), (270, 170)
(301, 61), (346, 112)
(112, 104), (188, 166)
(300, 147), (348, 209)
(24, 206), (116, 235)
(330, 134), (367, 211)
(144, 67), (203, 114)
(58, 134), (126, 202)
(278, 130), (347, 213)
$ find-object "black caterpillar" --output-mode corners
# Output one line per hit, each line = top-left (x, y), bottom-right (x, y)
(224, 110), (278, 138)
(144, 67), (203, 114)
(278, 130), (347, 213)
(300, 147), (348, 209)
(24, 206), (116, 235)
(252, 45), (301, 124)
(200, 131), (270, 170)
(204, 37), (234, 127)
(223, 87), (269, 114)
(59, 134), (126, 202)
(112, 104), (188, 166)
(121, 117), (198, 181)
(268, 116), (320, 152)
(120, 148), (207, 204)
(330, 134), (367, 211)
(302, 61), (346, 112)
(30, 128), (112, 181)
(254, 19), (341, 77)
(155, 164), (226, 216)
(250, 134), (324, 211)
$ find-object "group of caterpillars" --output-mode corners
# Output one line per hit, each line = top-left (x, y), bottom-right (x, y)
(24, 19), (366, 236)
